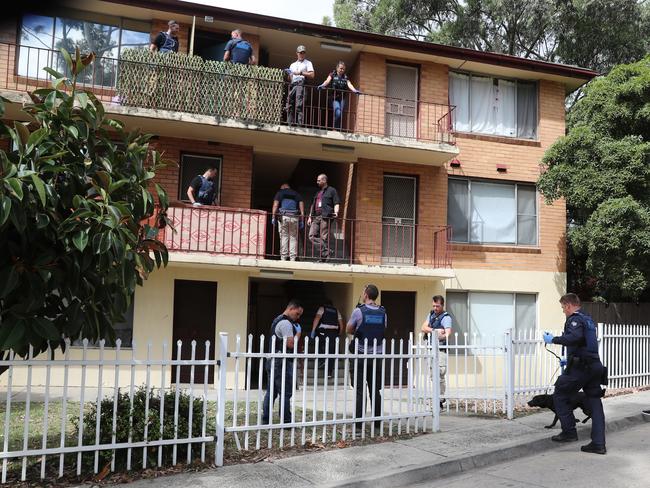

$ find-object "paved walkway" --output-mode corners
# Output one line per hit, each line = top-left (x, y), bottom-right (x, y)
(111, 389), (650, 488)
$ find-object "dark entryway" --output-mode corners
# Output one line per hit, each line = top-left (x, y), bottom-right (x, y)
(193, 29), (229, 62)
(381, 290), (416, 385)
(172, 279), (217, 384)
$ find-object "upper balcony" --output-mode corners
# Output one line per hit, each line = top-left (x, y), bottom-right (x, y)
(0, 43), (458, 166)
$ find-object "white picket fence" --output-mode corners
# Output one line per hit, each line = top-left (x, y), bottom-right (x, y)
(0, 323), (648, 483)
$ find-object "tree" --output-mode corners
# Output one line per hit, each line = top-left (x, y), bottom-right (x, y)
(333, 0), (650, 74)
(0, 49), (170, 358)
(537, 56), (650, 301)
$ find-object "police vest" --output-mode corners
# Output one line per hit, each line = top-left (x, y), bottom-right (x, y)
(330, 72), (349, 97)
(355, 304), (386, 347)
(269, 314), (297, 353)
(318, 305), (339, 327)
(279, 192), (299, 215)
(197, 175), (215, 205)
(567, 310), (599, 359)
(229, 39), (253, 64)
(428, 311), (450, 347)
(159, 32), (178, 53)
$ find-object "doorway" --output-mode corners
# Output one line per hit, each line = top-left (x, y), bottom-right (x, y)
(381, 290), (416, 384)
(385, 63), (418, 138)
(172, 280), (217, 384)
(382, 175), (417, 265)
(193, 29), (229, 62)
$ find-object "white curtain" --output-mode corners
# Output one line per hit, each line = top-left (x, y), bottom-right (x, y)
(470, 75), (495, 134)
(517, 82), (537, 139)
(515, 294), (537, 336)
(469, 293), (515, 345)
(449, 72), (470, 132)
(470, 182), (516, 243)
(496, 79), (516, 136)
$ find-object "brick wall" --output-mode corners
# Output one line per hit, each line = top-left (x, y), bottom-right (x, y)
(355, 52), (568, 273)
(151, 137), (253, 209)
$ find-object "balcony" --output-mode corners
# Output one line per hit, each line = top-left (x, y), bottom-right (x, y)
(158, 204), (452, 277)
(0, 43), (457, 164)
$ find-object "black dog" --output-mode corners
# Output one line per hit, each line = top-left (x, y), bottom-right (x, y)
(527, 392), (599, 428)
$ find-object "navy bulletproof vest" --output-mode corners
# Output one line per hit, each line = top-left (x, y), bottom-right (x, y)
(569, 310), (599, 359)
(355, 305), (386, 346)
(159, 32), (178, 53)
(331, 72), (349, 98)
(197, 175), (215, 204)
(319, 305), (339, 327)
(428, 311), (450, 347)
(269, 314), (297, 353)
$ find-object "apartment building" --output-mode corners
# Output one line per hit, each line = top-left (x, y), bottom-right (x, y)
(0, 0), (597, 387)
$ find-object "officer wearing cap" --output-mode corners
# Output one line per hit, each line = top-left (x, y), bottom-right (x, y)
(285, 45), (314, 125)
(543, 293), (606, 454)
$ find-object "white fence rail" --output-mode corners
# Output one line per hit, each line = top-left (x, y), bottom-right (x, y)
(1, 323), (649, 483)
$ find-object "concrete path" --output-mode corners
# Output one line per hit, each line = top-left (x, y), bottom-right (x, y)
(112, 389), (650, 488)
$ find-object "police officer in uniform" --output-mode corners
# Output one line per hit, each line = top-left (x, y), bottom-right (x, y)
(187, 165), (219, 206)
(317, 61), (360, 130)
(346, 284), (387, 429)
(543, 293), (606, 454)
(262, 300), (303, 424)
(310, 298), (345, 373)
(420, 295), (452, 408)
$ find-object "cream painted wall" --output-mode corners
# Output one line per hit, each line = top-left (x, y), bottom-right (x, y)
(442, 269), (567, 329)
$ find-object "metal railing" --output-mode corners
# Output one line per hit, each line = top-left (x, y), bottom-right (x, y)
(0, 43), (456, 145)
(160, 204), (453, 268)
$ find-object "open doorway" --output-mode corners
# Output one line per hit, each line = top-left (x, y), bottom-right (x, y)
(193, 29), (229, 62)
(246, 278), (352, 388)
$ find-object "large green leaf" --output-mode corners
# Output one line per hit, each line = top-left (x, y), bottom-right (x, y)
(31, 318), (61, 342)
(0, 195), (11, 226)
(5, 178), (23, 200)
(72, 230), (89, 251)
(30, 174), (47, 206)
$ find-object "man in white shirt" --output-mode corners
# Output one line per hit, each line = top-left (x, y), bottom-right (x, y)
(285, 45), (314, 125)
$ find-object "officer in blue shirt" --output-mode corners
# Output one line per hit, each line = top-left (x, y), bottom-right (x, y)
(347, 284), (387, 431)
(543, 293), (606, 454)
(223, 29), (256, 65)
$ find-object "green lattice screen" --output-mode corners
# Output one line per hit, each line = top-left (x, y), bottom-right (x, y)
(117, 49), (285, 124)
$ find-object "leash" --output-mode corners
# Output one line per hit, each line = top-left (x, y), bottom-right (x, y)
(544, 343), (562, 394)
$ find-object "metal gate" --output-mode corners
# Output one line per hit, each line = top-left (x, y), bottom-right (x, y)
(385, 64), (418, 139)
(382, 175), (416, 264)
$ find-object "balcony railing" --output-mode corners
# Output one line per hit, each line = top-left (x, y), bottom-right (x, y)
(159, 204), (452, 269)
(0, 43), (456, 146)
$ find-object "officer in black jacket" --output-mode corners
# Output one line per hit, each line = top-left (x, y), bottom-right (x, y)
(543, 293), (606, 454)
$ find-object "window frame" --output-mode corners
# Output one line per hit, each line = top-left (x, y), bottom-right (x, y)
(178, 153), (223, 204)
(448, 177), (539, 246)
(449, 71), (539, 140)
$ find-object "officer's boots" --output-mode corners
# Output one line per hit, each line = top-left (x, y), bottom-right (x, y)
(551, 431), (578, 442)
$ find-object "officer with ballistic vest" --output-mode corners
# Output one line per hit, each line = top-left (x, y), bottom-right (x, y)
(420, 295), (453, 409)
(262, 300), (303, 425)
(186, 165), (219, 206)
(346, 284), (387, 430)
(310, 298), (345, 373)
(543, 293), (607, 454)
(317, 61), (360, 129)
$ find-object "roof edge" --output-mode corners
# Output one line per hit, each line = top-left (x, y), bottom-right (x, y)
(108, 0), (599, 81)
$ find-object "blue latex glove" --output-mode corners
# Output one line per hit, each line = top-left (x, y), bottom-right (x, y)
(560, 358), (567, 368)
(295, 324), (302, 334)
(310, 330), (316, 339)
(271, 217), (276, 226)
(299, 220), (304, 230)
(543, 332), (554, 344)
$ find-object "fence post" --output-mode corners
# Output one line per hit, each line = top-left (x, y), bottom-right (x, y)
(215, 333), (228, 467)
(597, 322), (604, 362)
(431, 335), (440, 432)
(504, 329), (515, 420)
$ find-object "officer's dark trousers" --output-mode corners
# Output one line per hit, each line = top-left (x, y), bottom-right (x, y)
(553, 360), (605, 446)
(354, 358), (382, 422)
(262, 358), (294, 424)
(317, 327), (339, 370)
(286, 83), (305, 125)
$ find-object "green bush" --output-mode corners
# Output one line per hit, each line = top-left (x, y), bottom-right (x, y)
(117, 49), (284, 123)
(76, 386), (211, 470)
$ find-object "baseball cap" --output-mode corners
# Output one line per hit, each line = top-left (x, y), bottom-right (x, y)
(296, 45), (306, 53)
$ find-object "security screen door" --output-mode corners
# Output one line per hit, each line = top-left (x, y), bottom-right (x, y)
(382, 175), (416, 264)
(385, 64), (418, 139)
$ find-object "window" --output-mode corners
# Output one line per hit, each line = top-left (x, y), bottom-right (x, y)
(178, 154), (222, 203)
(19, 13), (150, 85)
(448, 178), (537, 245)
(447, 292), (537, 346)
(449, 72), (538, 139)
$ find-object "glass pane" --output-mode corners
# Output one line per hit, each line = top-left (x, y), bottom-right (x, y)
(470, 182), (516, 244)
(469, 292), (514, 346)
(517, 186), (537, 245)
(517, 215), (537, 245)
(515, 294), (536, 337)
(517, 185), (536, 215)
(517, 82), (537, 139)
(448, 179), (469, 242)
(446, 292), (468, 347)
(496, 79), (516, 137)
(470, 76), (495, 134)
(449, 72), (470, 132)
(119, 29), (151, 53)
(19, 14), (55, 78)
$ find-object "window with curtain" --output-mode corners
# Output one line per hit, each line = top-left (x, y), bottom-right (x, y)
(447, 291), (537, 346)
(19, 13), (150, 85)
(449, 72), (538, 139)
(448, 178), (538, 245)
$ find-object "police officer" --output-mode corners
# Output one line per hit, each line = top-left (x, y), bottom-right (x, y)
(420, 295), (452, 408)
(186, 165), (218, 206)
(346, 284), (387, 430)
(310, 298), (345, 373)
(317, 61), (360, 129)
(262, 299), (303, 425)
(543, 293), (606, 454)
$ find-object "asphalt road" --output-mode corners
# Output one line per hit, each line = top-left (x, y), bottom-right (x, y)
(414, 421), (650, 488)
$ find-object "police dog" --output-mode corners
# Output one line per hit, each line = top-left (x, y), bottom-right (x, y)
(527, 392), (597, 428)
